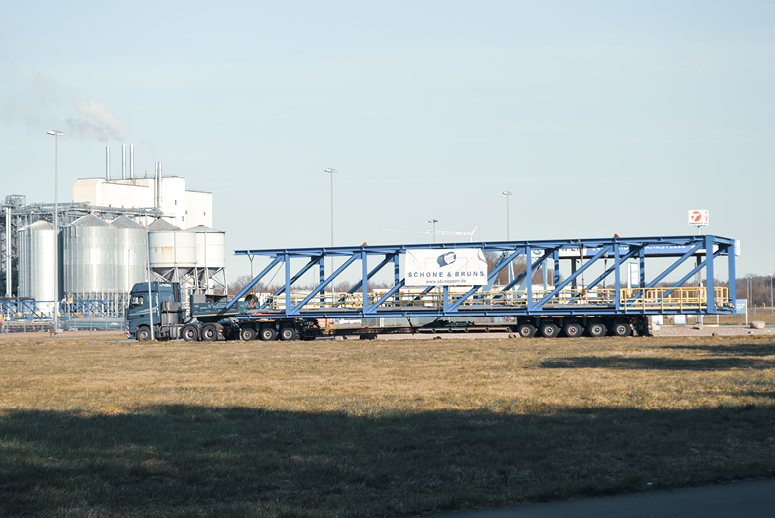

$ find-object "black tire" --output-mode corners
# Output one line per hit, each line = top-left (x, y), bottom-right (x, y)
(612, 321), (632, 337)
(201, 324), (219, 342)
(260, 326), (278, 341)
(240, 326), (257, 341)
(517, 323), (537, 338)
(279, 325), (297, 341)
(540, 322), (560, 338)
(137, 325), (151, 341)
(587, 322), (607, 337)
(563, 322), (584, 338)
(182, 324), (199, 342)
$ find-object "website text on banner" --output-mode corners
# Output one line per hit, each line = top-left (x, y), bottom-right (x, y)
(405, 249), (488, 287)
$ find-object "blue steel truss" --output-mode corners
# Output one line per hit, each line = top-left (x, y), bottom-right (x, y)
(229, 235), (737, 319)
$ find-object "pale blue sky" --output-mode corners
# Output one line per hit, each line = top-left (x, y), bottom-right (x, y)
(1, 1), (773, 280)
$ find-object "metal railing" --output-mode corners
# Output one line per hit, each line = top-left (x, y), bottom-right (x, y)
(258, 286), (730, 313)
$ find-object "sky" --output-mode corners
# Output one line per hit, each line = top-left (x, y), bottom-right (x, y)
(1, 1), (774, 282)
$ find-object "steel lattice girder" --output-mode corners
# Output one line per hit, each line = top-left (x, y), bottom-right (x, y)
(229, 235), (737, 317)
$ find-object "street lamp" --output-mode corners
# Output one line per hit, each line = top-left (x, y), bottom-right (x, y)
(47, 130), (64, 337)
(502, 191), (512, 240)
(429, 219), (438, 243)
(325, 168), (338, 294)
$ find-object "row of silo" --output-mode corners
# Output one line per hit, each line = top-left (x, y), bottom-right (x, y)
(147, 219), (225, 288)
(17, 215), (224, 313)
(60, 215), (149, 313)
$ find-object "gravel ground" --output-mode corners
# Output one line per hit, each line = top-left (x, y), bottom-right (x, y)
(650, 324), (775, 337)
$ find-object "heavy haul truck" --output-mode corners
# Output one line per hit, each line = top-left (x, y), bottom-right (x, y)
(125, 234), (738, 341)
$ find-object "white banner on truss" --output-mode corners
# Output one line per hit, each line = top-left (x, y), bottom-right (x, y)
(405, 249), (488, 286)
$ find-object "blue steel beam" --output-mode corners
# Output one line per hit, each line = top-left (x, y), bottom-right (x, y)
(535, 245), (612, 310)
(227, 257), (283, 309)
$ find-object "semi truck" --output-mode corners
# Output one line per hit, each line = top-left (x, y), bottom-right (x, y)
(125, 234), (738, 341)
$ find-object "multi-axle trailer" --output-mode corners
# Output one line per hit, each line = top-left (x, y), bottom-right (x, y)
(126, 234), (737, 341)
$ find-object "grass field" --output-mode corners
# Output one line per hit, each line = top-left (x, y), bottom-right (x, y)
(1, 334), (775, 517)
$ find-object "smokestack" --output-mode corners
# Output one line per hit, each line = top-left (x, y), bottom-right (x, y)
(130, 144), (134, 179)
(153, 162), (159, 208)
(122, 144), (126, 180)
(158, 161), (162, 207)
(106, 146), (110, 180)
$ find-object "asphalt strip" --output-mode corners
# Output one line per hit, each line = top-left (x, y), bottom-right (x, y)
(423, 478), (775, 518)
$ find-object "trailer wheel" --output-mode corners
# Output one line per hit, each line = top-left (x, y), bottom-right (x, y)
(563, 322), (584, 338)
(517, 323), (537, 338)
(279, 325), (297, 341)
(587, 322), (607, 337)
(182, 324), (199, 342)
(612, 321), (632, 337)
(137, 325), (151, 341)
(201, 323), (219, 341)
(240, 326), (257, 341)
(259, 326), (278, 341)
(540, 322), (560, 338)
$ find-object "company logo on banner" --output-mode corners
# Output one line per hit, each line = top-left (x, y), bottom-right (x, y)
(406, 249), (488, 286)
(688, 209), (709, 226)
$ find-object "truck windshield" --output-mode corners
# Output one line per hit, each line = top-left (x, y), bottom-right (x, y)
(128, 294), (144, 309)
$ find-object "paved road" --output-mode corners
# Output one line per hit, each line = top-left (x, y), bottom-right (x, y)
(426, 479), (775, 518)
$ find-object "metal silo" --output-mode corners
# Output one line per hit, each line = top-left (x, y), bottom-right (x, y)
(62, 214), (118, 302)
(147, 218), (196, 282)
(111, 216), (148, 292)
(17, 220), (57, 303)
(185, 225), (226, 293)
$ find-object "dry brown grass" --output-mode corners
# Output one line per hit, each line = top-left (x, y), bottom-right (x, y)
(1, 334), (774, 517)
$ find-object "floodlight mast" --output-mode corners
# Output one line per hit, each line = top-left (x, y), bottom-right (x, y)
(325, 168), (338, 295)
(47, 130), (64, 337)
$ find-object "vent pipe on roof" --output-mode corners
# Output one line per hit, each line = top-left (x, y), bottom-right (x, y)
(106, 146), (110, 180)
(130, 144), (134, 179)
(153, 161), (163, 208)
(122, 144), (126, 180)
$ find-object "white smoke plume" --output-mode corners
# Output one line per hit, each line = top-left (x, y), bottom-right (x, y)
(66, 94), (128, 142)
(3, 74), (130, 143)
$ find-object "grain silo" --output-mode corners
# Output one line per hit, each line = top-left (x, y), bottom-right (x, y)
(17, 220), (57, 303)
(185, 225), (226, 294)
(147, 218), (196, 283)
(61, 214), (118, 308)
(111, 216), (148, 293)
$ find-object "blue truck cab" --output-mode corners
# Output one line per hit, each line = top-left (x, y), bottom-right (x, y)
(126, 282), (186, 341)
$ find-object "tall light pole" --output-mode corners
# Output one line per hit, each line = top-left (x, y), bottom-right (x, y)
(325, 168), (338, 294)
(502, 191), (512, 240)
(429, 219), (438, 243)
(47, 130), (64, 336)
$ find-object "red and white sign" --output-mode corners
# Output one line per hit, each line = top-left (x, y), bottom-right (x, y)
(688, 210), (709, 227)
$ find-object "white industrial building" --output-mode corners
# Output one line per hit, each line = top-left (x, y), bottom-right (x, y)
(73, 176), (212, 229)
